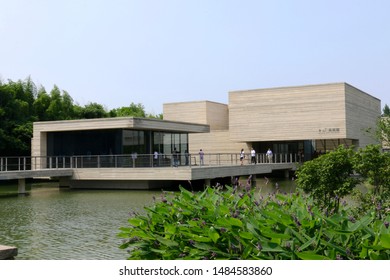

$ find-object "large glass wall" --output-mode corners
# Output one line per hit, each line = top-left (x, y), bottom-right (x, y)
(122, 130), (145, 154)
(47, 129), (122, 156)
(47, 129), (189, 167)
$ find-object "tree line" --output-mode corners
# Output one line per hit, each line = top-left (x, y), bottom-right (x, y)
(0, 77), (162, 156)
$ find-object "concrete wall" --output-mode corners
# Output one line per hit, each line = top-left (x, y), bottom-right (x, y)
(228, 82), (380, 148)
(344, 83), (381, 148)
(189, 130), (250, 155)
(164, 101), (229, 130)
(229, 83), (349, 142)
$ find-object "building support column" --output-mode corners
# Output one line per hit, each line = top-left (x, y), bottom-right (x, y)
(59, 178), (70, 189)
(18, 179), (26, 194)
(205, 178), (211, 187)
(251, 174), (257, 188)
(284, 170), (290, 179)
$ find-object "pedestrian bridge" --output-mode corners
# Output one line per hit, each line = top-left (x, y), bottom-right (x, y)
(0, 153), (299, 192)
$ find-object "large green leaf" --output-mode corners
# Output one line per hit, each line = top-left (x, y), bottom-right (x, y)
(209, 227), (220, 243)
(216, 217), (243, 228)
(260, 241), (285, 253)
(164, 223), (176, 235)
(379, 234), (390, 249)
(239, 231), (254, 240)
(155, 236), (179, 247)
(127, 217), (145, 227)
(296, 251), (330, 260)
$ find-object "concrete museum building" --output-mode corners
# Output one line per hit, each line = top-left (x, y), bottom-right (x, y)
(31, 82), (381, 189)
(164, 82), (381, 160)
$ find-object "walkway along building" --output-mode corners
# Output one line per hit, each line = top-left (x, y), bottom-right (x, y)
(31, 117), (210, 189)
(30, 82), (381, 189)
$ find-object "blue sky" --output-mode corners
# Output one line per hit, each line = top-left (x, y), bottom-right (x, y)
(1, 0), (389, 114)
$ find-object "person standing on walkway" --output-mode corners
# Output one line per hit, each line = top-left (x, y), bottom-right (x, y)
(153, 150), (159, 166)
(199, 149), (204, 166)
(173, 147), (179, 167)
(251, 147), (257, 164)
(266, 148), (273, 163)
(240, 148), (245, 165)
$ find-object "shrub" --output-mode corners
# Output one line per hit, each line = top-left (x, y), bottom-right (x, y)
(118, 186), (390, 260)
(295, 145), (359, 212)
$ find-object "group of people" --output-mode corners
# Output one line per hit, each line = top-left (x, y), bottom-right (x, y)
(156, 148), (204, 167)
(240, 148), (273, 165)
(153, 147), (273, 167)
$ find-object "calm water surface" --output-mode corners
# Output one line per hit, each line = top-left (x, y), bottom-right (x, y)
(0, 178), (294, 260)
(0, 184), (160, 260)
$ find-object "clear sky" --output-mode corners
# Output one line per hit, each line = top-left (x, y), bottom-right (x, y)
(1, 0), (389, 114)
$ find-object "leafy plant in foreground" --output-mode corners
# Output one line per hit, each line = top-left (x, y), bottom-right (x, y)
(118, 186), (390, 260)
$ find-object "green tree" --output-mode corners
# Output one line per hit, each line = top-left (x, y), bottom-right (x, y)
(352, 144), (390, 218)
(146, 112), (163, 119)
(0, 79), (36, 155)
(0, 76), (161, 155)
(80, 102), (108, 119)
(33, 87), (51, 121)
(354, 145), (390, 195)
(377, 116), (390, 149)
(295, 145), (359, 212)
(109, 102), (146, 118)
(383, 104), (390, 117)
(61, 90), (76, 119)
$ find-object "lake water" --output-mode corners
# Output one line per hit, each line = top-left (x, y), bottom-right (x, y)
(0, 177), (294, 260)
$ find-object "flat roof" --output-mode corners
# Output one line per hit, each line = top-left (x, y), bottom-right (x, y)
(33, 117), (210, 133)
(163, 100), (228, 107)
(229, 82), (381, 102)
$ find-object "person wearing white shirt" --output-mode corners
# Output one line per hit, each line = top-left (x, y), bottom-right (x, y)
(251, 147), (256, 164)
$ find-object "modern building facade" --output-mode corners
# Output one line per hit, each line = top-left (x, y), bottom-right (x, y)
(32, 117), (209, 167)
(30, 82), (381, 189)
(164, 82), (381, 160)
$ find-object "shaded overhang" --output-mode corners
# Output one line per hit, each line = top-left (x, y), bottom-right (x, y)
(33, 117), (210, 134)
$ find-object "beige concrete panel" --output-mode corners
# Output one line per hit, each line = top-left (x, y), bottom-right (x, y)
(164, 101), (208, 123)
(72, 167), (193, 181)
(189, 131), (250, 155)
(344, 84), (381, 148)
(229, 83), (348, 142)
(164, 101), (228, 130)
(33, 117), (209, 133)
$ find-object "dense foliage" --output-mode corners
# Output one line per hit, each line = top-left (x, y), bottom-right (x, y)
(295, 145), (359, 212)
(352, 145), (390, 219)
(295, 144), (390, 218)
(0, 77), (161, 156)
(119, 144), (390, 260)
(118, 186), (390, 260)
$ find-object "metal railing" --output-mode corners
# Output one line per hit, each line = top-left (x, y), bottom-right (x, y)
(0, 153), (299, 171)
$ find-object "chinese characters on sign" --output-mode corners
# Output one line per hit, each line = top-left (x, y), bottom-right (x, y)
(318, 128), (340, 134)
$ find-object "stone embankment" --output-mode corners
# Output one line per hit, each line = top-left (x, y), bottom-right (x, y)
(0, 245), (18, 260)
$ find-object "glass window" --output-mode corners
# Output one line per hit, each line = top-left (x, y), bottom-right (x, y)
(123, 130), (145, 154)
